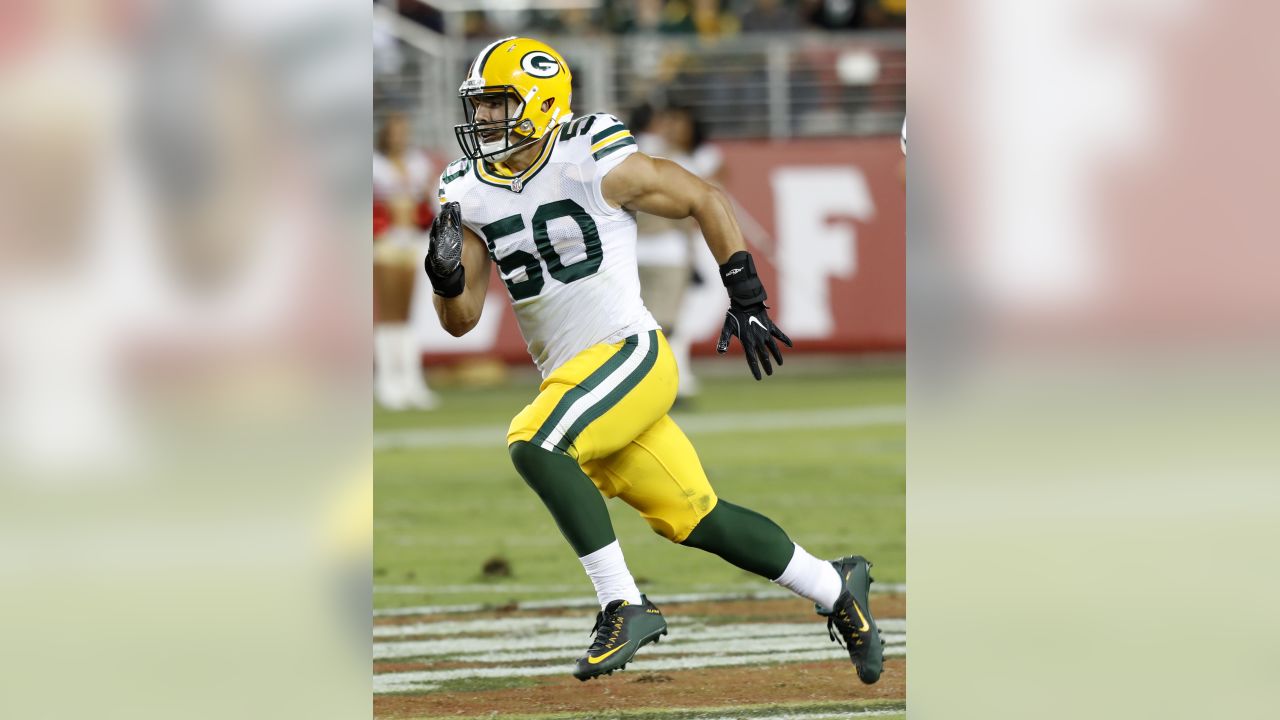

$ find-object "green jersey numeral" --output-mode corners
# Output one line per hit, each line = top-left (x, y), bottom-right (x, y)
(482, 199), (602, 301)
(481, 215), (543, 301)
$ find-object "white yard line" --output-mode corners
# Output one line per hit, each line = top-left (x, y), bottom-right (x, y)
(374, 405), (904, 450)
(374, 622), (907, 660)
(374, 617), (906, 640)
(374, 583), (583, 595)
(373, 613), (908, 694)
(374, 616), (591, 638)
(374, 646), (906, 693)
(374, 586), (906, 618)
(376, 636), (901, 664)
(399, 633), (907, 664)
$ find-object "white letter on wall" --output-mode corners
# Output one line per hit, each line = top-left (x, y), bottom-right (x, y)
(771, 167), (875, 338)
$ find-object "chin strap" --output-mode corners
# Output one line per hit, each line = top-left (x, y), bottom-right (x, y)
(484, 129), (537, 164)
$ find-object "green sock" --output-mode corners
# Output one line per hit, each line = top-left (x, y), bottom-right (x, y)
(681, 500), (795, 580)
(508, 441), (616, 557)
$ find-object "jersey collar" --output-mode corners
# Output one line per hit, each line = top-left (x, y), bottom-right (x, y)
(475, 130), (560, 193)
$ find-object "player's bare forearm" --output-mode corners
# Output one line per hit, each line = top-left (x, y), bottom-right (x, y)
(430, 229), (490, 337)
(687, 183), (747, 264)
(432, 292), (480, 337)
(603, 153), (745, 264)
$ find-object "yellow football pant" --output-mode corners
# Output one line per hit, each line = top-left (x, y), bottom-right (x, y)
(507, 330), (718, 542)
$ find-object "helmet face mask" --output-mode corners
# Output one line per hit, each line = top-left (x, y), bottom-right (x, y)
(455, 86), (538, 163)
(453, 37), (574, 165)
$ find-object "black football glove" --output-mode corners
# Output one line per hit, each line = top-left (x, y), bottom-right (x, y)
(716, 251), (792, 380)
(425, 201), (465, 298)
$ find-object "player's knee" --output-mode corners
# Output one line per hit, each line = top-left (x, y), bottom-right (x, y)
(677, 496), (723, 547)
(509, 440), (565, 495)
(509, 440), (539, 477)
(649, 494), (717, 544)
(646, 517), (683, 543)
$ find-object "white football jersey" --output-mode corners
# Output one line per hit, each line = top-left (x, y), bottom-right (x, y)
(438, 113), (659, 376)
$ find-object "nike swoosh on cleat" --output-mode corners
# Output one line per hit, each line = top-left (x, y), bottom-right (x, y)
(851, 602), (871, 632)
(844, 566), (875, 627)
(845, 569), (871, 632)
(586, 641), (629, 664)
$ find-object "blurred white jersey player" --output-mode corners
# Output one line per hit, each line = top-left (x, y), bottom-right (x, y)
(633, 105), (725, 401)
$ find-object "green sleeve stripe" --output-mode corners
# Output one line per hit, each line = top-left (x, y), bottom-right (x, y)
(590, 123), (626, 144)
(592, 137), (637, 161)
(441, 162), (469, 184)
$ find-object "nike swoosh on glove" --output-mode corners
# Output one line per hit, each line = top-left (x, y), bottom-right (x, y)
(425, 201), (466, 298)
(716, 251), (792, 380)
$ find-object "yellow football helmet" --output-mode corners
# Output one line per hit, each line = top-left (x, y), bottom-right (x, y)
(455, 37), (574, 163)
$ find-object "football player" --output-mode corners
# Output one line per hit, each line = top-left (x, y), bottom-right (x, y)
(425, 37), (884, 685)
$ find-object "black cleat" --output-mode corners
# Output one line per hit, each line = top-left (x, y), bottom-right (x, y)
(823, 555), (884, 684)
(572, 595), (667, 681)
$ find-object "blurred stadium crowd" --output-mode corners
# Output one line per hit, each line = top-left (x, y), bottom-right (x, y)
(393, 0), (906, 37)
(375, 1), (905, 147)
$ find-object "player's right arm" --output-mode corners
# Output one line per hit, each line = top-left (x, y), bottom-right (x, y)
(425, 201), (491, 337)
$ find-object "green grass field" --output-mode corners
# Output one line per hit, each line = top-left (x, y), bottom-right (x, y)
(374, 357), (904, 609)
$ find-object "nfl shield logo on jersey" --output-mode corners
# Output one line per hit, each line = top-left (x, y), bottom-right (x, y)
(511, 177), (523, 193)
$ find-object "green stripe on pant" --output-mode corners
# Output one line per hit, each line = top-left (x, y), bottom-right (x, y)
(529, 334), (641, 450)
(556, 331), (660, 453)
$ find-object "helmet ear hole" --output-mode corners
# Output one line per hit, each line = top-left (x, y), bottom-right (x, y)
(541, 98), (555, 113)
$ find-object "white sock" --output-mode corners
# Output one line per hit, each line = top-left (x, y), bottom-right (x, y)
(394, 323), (437, 406)
(579, 540), (643, 608)
(772, 543), (843, 610)
(374, 324), (396, 375)
(374, 324), (406, 409)
(388, 323), (408, 382)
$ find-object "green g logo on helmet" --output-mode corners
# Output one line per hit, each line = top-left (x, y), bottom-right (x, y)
(521, 51), (561, 78)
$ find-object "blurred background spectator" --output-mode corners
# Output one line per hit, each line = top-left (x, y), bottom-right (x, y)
(372, 111), (439, 411)
(387, 1), (906, 39)
(632, 104), (727, 403)
(741, 0), (804, 33)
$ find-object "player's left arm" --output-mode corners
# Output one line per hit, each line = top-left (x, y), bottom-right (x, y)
(601, 152), (792, 380)
(601, 152), (742, 262)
